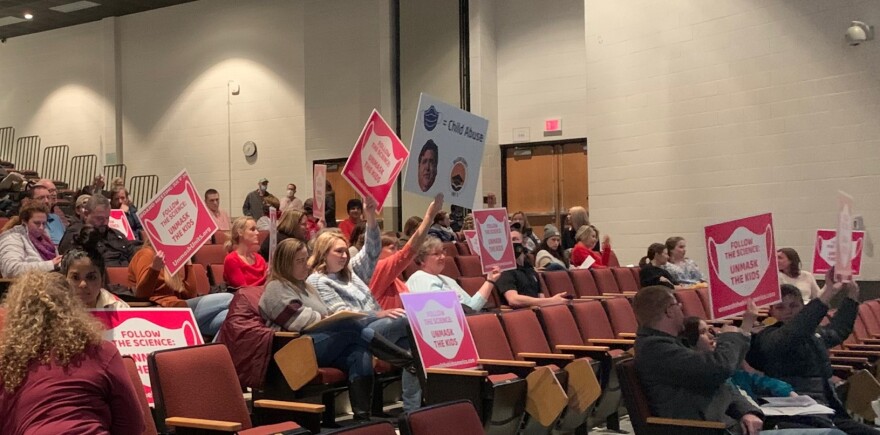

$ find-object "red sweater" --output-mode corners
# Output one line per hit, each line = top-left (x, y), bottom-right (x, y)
(370, 242), (419, 310)
(570, 242), (611, 268)
(339, 218), (358, 240)
(0, 341), (144, 435)
(223, 251), (267, 288)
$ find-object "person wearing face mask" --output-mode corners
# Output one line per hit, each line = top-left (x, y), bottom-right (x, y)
(0, 201), (62, 278)
(59, 194), (141, 266)
(495, 230), (569, 308)
(570, 224), (611, 269)
(243, 178), (272, 219)
(535, 224), (567, 271)
(279, 183), (304, 212)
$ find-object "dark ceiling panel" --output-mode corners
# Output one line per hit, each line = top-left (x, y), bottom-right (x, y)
(0, 0), (196, 40)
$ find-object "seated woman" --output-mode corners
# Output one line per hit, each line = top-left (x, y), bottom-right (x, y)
(0, 271), (144, 434)
(259, 209), (308, 261)
(110, 187), (143, 241)
(510, 211), (540, 253)
(260, 238), (413, 421)
(563, 206), (589, 251)
(224, 216), (267, 289)
(569, 224), (611, 269)
(0, 201), (61, 278)
(347, 221), (367, 258)
(777, 248), (821, 303)
(406, 237), (500, 312)
(535, 224), (568, 271)
(639, 243), (680, 289)
(255, 195), (281, 231)
(62, 226), (129, 309)
(663, 237), (705, 285)
(399, 215), (423, 248)
(427, 211), (456, 242)
(130, 236), (233, 336)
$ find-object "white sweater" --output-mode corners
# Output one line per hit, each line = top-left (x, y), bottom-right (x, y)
(0, 225), (56, 278)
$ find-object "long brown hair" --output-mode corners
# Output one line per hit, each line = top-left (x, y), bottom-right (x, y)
(0, 272), (103, 392)
(777, 247), (801, 277)
(269, 238), (317, 297)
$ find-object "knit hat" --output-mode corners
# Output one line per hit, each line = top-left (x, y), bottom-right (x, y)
(575, 225), (592, 241)
(76, 194), (91, 208)
(543, 224), (560, 241)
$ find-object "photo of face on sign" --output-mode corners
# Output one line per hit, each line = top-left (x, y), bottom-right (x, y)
(418, 140), (438, 192)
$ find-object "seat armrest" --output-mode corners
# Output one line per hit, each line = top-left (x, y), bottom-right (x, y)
(274, 331), (301, 338)
(253, 400), (325, 414)
(618, 333), (637, 339)
(427, 367), (488, 377)
(646, 416), (726, 429)
(519, 352), (575, 361)
(478, 358), (536, 368)
(556, 344), (610, 352)
(578, 295), (617, 300)
(165, 417), (242, 432)
(587, 338), (635, 346)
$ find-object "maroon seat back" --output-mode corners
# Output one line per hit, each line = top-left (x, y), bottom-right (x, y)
(149, 344), (255, 430)
(192, 244), (227, 266)
(858, 304), (880, 338)
(441, 258), (461, 279)
(442, 242), (459, 258)
(538, 304), (584, 348)
(107, 266), (130, 289)
(607, 250), (621, 267)
(402, 262), (420, 280)
(190, 263), (212, 296)
(611, 267), (639, 292)
(539, 271), (575, 297)
(456, 242), (472, 256)
(400, 400), (484, 435)
(466, 313), (516, 360)
(629, 267), (640, 286)
(123, 356), (159, 435)
(569, 269), (601, 297)
(571, 300), (617, 341)
(696, 287), (712, 317)
(498, 309), (554, 358)
(214, 286), (273, 389)
(455, 256), (483, 277)
(592, 269), (621, 294)
(604, 298), (638, 336)
(457, 277), (498, 310)
(209, 264), (225, 286)
(675, 290), (708, 319)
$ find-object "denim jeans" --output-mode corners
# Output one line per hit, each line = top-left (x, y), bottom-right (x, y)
(307, 321), (373, 381)
(185, 293), (233, 336)
(363, 316), (422, 410)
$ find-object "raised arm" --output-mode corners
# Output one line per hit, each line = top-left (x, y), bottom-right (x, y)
(406, 193), (444, 252)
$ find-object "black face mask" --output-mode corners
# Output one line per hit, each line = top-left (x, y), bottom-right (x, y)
(513, 243), (525, 257)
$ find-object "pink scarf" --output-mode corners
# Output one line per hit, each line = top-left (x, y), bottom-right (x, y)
(29, 229), (57, 261)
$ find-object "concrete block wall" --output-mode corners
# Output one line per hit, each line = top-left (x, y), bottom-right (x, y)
(584, 0), (880, 279)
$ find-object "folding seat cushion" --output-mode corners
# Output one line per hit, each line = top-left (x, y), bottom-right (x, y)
(399, 400), (484, 435)
(603, 298), (638, 337)
(540, 270), (575, 297)
(592, 269), (621, 295)
(193, 244), (227, 266)
(611, 267), (639, 293)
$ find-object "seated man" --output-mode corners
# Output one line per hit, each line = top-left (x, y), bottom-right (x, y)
(58, 194), (141, 267)
(633, 285), (764, 434)
(747, 279), (879, 435)
(496, 230), (569, 308)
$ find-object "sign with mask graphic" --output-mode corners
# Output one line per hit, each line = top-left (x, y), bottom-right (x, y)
(342, 110), (409, 211)
(401, 291), (479, 371)
(463, 229), (480, 255)
(704, 213), (780, 319)
(404, 93), (489, 209)
(137, 169), (218, 276)
(473, 208), (516, 274)
(109, 209), (135, 240)
(90, 308), (204, 406)
(313, 164), (326, 221)
(812, 229), (864, 276)
(836, 191), (855, 282)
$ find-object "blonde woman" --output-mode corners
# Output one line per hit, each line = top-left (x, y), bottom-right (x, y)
(259, 209), (308, 261)
(130, 236), (232, 335)
(0, 272), (144, 434)
(563, 206), (589, 250)
(223, 216), (267, 288)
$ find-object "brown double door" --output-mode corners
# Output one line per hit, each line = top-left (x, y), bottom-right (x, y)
(503, 141), (588, 239)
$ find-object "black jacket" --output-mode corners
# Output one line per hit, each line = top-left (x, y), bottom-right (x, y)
(58, 223), (141, 267)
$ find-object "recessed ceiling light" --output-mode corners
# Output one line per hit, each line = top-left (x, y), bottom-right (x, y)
(23, 13), (33, 20)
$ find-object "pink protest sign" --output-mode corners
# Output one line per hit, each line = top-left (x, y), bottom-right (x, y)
(342, 110), (409, 211)
(400, 291), (479, 371)
(137, 170), (218, 276)
(463, 229), (480, 255)
(473, 208), (516, 274)
(814, 229), (865, 276)
(836, 191), (855, 281)
(109, 209), (135, 240)
(313, 164), (326, 221)
(91, 308), (203, 405)
(704, 213), (780, 319)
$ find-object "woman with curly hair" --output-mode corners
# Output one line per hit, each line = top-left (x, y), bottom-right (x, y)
(0, 271), (144, 434)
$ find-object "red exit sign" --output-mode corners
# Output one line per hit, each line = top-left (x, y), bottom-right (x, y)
(545, 118), (562, 132)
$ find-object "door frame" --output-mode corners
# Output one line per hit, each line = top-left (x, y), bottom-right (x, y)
(500, 137), (588, 212)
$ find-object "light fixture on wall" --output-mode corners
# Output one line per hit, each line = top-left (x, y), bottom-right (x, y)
(846, 21), (874, 46)
(513, 148), (532, 157)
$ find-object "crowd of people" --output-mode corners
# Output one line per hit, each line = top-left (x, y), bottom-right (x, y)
(0, 175), (876, 435)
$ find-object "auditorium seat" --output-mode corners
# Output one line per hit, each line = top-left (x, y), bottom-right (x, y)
(617, 358), (727, 435)
(211, 230), (230, 246)
(674, 289), (709, 320)
(607, 250), (621, 267)
(402, 262), (419, 280)
(209, 264), (225, 286)
(192, 244), (227, 266)
(695, 287), (712, 317)
(442, 241), (459, 258)
(399, 400), (484, 435)
(568, 269), (604, 298)
(456, 241), (471, 256)
(122, 356), (159, 435)
(570, 300), (634, 354)
(456, 276), (499, 311)
(191, 263), (212, 296)
(603, 298), (639, 338)
(148, 343), (312, 434)
(629, 267), (640, 287)
(106, 266), (130, 289)
(611, 267), (639, 293)
(538, 270), (575, 297)
(327, 421), (396, 434)
(441, 259), (461, 279)
(454, 255), (483, 277)
(257, 230), (270, 245)
(591, 269), (623, 296)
